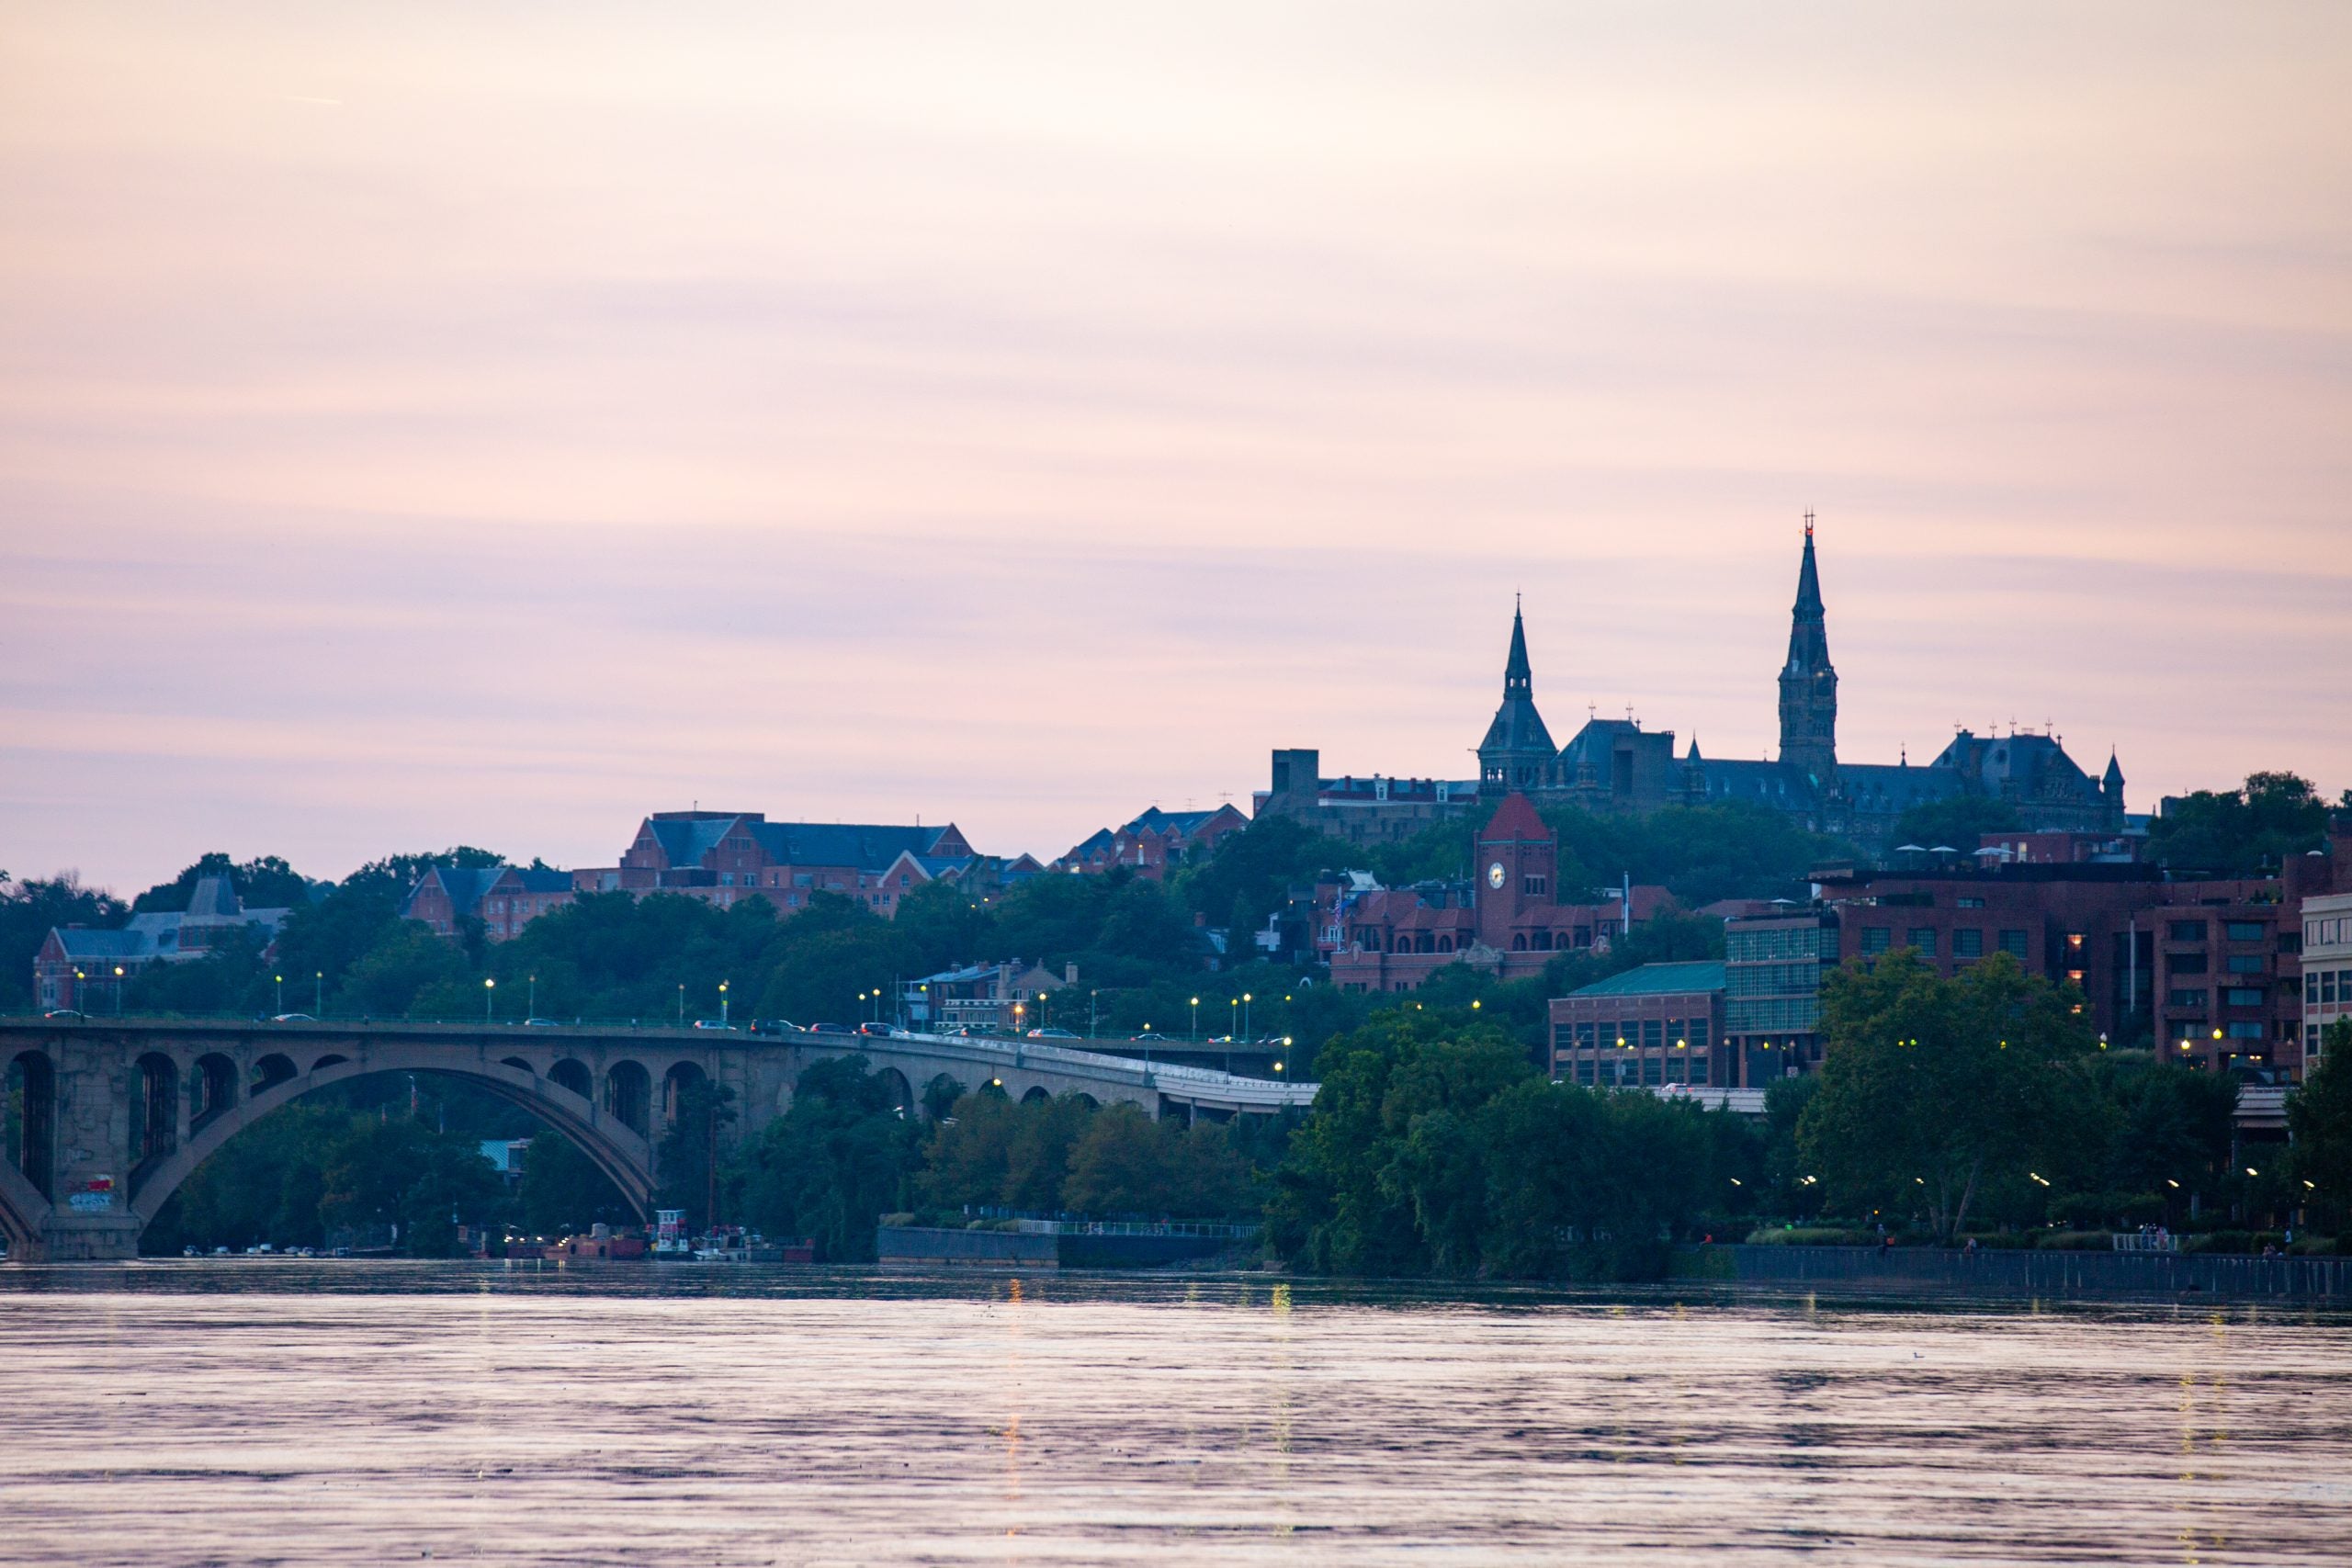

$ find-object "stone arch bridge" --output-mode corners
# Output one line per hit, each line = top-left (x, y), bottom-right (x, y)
(0, 1018), (1315, 1261)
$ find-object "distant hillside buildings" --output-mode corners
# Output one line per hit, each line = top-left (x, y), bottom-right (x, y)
(35, 876), (290, 1012)
(401, 811), (1046, 942)
(1261, 524), (2129, 850)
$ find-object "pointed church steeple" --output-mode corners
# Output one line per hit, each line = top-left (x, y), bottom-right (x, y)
(1504, 594), (1532, 696)
(1777, 513), (1838, 783)
(1476, 598), (1555, 792)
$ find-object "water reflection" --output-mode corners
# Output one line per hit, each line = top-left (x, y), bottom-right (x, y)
(0, 1263), (2346, 1565)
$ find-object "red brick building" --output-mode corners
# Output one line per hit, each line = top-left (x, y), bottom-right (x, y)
(1813, 828), (2352, 1082)
(400, 811), (1002, 943)
(1057, 805), (1248, 881)
(1327, 793), (1673, 993)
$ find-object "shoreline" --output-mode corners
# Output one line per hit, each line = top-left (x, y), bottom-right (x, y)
(1674, 1242), (2352, 1302)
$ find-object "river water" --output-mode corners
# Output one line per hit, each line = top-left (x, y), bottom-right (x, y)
(2, 1264), (2346, 1566)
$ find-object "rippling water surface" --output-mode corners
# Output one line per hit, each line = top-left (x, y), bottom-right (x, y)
(2, 1263), (2347, 1565)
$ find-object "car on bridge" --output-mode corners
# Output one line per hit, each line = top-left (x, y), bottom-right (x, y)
(1025, 1027), (1080, 1040)
(692, 1020), (740, 1031)
(270, 1013), (317, 1023)
(807, 1022), (856, 1036)
(523, 1017), (562, 1028)
(41, 1009), (85, 1021)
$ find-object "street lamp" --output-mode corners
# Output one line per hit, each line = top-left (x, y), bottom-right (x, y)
(1190, 996), (1199, 1041)
(315, 970), (323, 1017)
(1242, 992), (1252, 1037)
(677, 984), (685, 1028)
(719, 980), (729, 1028)
(113, 964), (125, 1015)
(484, 976), (495, 1023)
(275, 973), (284, 1013)
(527, 973), (537, 1019)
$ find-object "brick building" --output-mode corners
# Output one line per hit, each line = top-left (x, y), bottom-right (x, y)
(1057, 805), (1248, 880)
(1325, 793), (1672, 992)
(34, 876), (293, 1012)
(1800, 826), (2352, 1083)
(1548, 962), (1726, 1089)
(1253, 749), (1482, 846)
(398, 810), (1012, 944)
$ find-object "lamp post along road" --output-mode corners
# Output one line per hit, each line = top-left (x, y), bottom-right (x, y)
(484, 976), (495, 1023)
(719, 980), (729, 1029)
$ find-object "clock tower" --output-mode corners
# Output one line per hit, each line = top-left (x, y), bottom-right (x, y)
(1474, 791), (1556, 948)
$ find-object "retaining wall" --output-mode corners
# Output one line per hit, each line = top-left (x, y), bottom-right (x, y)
(1672, 1243), (2352, 1301)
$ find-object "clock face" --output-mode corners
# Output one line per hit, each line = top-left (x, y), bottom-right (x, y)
(1487, 862), (1506, 889)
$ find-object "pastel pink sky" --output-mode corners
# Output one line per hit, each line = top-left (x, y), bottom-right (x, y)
(4, 4), (2348, 895)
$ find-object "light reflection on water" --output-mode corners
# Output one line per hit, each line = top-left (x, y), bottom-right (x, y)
(3, 1262), (2349, 1565)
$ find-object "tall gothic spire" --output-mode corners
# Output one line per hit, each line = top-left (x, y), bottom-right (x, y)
(1478, 597), (1555, 791)
(1504, 593), (1532, 695)
(1778, 514), (1838, 780)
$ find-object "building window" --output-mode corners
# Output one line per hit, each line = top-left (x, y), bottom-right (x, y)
(1998, 930), (2028, 958)
(2225, 921), (2265, 942)
(1957, 897), (1986, 909)
(1862, 928), (1891, 954)
(2171, 954), (2209, 975)
(2226, 954), (2264, 975)
(2223, 987), (2263, 1007)
(2225, 1021), (2264, 1041)
(1575, 1060), (1596, 1085)
(1553, 1024), (1576, 1051)
(1641, 1057), (1662, 1085)
(1953, 930), (1984, 958)
(1907, 929), (1937, 956)
(1642, 1019), (1662, 1049)
(2168, 920), (2205, 943)
(1689, 1055), (1710, 1086)
(2167, 988), (2206, 1009)
(1575, 1022), (1596, 1048)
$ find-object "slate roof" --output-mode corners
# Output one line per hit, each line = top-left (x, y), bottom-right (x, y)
(747, 821), (956, 872)
(1566, 961), (1727, 998)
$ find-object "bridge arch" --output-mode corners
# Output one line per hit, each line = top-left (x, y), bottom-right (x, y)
(253, 1054), (298, 1092)
(1020, 1085), (1053, 1106)
(190, 1053), (238, 1133)
(662, 1061), (707, 1127)
(127, 1048), (658, 1249)
(605, 1060), (651, 1136)
(135, 1052), (178, 1166)
(548, 1057), (592, 1100)
(1, 1050), (56, 1257)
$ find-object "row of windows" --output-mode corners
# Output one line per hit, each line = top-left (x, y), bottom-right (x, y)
(1563, 1055), (1713, 1087)
(1725, 962), (1821, 998)
(2308, 918), (2350, 948)
(2312, 968), (2350, 1007)
(2169, 987), (2268, 1009)
(1728, 996), (1820, 1032)
(1859, 928), (2030, 959)
(2168, 919), (2271, 943)
(1554, 1020), (1714, 1049)
(1726, 927), (1838, 963)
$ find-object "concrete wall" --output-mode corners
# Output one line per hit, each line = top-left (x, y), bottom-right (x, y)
(1673, 1243), (2352, 1300)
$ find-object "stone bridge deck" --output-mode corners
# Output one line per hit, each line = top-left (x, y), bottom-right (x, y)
(0, 1016), (1318, 1262)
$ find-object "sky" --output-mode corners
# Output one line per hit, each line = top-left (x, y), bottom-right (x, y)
(3, 3), (2348, 897)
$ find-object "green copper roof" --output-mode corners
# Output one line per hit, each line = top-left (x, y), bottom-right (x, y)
(1566, 961), (1725, 998)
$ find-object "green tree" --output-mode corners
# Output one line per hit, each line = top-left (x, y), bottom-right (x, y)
(1797, 951), (2094, 1240)
(0, 871), (125, 1012)
(654, 1080), (739, 1231)
(516, 1131), (636, 1238)
(734, 1056), (922, 1261)
(2149, 772), (2331, 874)
(2289, 1020), (2352, 1233)
(132, 852), (313, 914)
(1060, 1102), (1255, 1219)
(1892, 795), (2022, 851)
